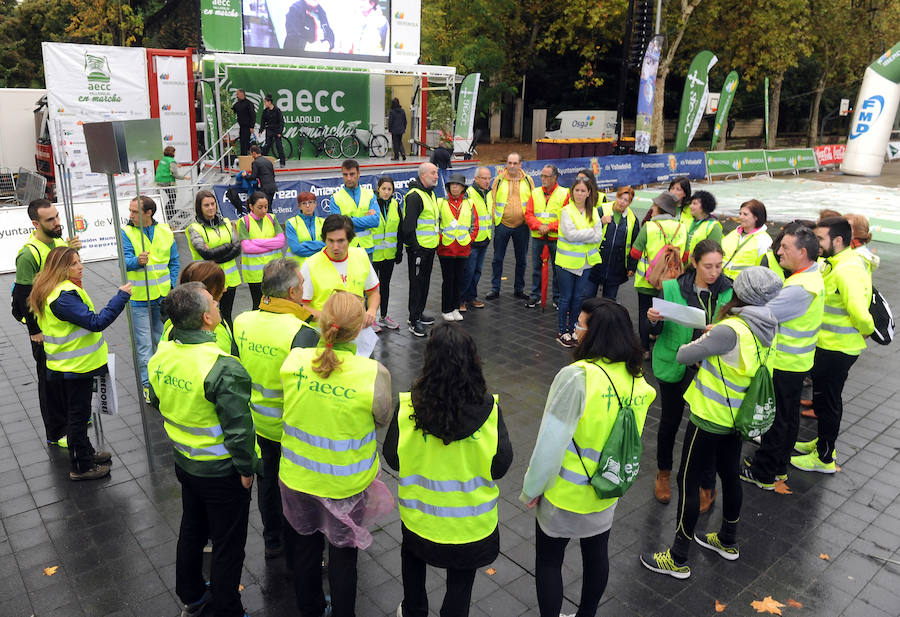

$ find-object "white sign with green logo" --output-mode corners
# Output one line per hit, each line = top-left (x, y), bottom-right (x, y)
(201, 0), (243, 53)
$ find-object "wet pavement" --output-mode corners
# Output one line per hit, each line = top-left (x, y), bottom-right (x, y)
(2, 188), (900, 617)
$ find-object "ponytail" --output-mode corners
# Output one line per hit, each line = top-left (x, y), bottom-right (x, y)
(312, 291), (365, 378)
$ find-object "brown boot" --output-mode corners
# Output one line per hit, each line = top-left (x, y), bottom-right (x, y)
(654, 470), (671, 504)
(699, 487), (717, 513)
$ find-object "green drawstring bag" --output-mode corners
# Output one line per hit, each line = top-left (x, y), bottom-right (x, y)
(717, 329), (775, 440)
(572, 364), (642, 499)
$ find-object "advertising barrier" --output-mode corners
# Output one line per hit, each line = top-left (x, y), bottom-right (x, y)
(814, 144), (846, 167)
(765, 148), (818, 172)
(706, 150), (768, 176)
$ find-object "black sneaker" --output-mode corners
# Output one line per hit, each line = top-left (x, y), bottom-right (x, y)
(485, 290), (500, 300)
(408, 321), (427, 337)
(525, 298), (538, 308)
(69, 464), (111, 481)
(739, 460), (774, 490)
(181, 589), (210, 617)
(513, 291), (529, 300)
(419, 313), (435, 325)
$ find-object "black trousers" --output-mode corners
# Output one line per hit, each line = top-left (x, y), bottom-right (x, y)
(401, 542), (477, 617)
(264, 191), (276, 209)
(672, 422), (742, 562)
(752, 369), (806, 482)
(535, 522), (610, 617)
(407, 248), (435, 323)
(61, 377), (96, 472)
(262, 130), (285, 163)
(391, 133), (406, 159)
(248, 282), (263, 310)
(32, 341), (67, 442)
(373, 259), (395, 318)
(219, 285), (236, 327)
(655, 372), (716, 489)
(174, 466), (251, 617)
(239, 125), (252, 155)
(812, 348), (858, 462)
(256, 435), (284, 549)
(438, 256), (467, 314)
(287, 525), (358, 617)
(637, 291), (656, 352)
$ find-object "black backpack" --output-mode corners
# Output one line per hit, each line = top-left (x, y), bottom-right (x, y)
(870, 286), (894, 345)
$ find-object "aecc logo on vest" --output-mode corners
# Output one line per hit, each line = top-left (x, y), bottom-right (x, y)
(237, 332), (279, 357)
(153, 367), (193, 392)
(292, 367), (356, 399)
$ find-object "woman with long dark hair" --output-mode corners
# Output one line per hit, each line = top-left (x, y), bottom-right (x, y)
(372, 175), (402, 329)
(523, 298), (656, 617)
(668, 176), (693, 224)
(383, 323), (512, 617)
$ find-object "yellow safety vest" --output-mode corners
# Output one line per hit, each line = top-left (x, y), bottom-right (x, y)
(163, 318), (234, 355)
(397, 393), (500, 544)
(493, 175), (533, 225)
(634, 219), (687, 291)
(333, 186), (376, 250)
(306, 246), (371, 314)
(679, 204), (694, 227)
(818, 248), (874, 355)
(187, 220), (242, 288)
(20, 233), (68, 270)
(123, 223), (174, 302)
(242, 214), (282, 283)
(542, 360), (655, 513)
(149, 339), (232, 461)
(774, 265), (824, 372)
(684, 317), (773, 431)
(233, 310), (313, 442)
(556, 204), (602, 270)
(38, 281), (109, 374)
(466, 186), (494, 242)
(530, 185), (568, 240)
(372, 198), (401, 262)
(721, 228), (772, 280)
(686, 217), (722, 257)
(600, 203), (637, 268)
(279, 346), (379, 498)
(286, 215), (324, 268)
(439, 197), (474, 247)
(404, 188), (439, 249)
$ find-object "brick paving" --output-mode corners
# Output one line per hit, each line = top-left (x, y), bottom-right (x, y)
(2, 207), (900, 617)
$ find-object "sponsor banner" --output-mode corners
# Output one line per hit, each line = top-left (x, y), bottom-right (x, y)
(635, 35), (663, 154)
(888, 141), (900, 161)
(42, 42), (153, 201)
(814, 144), (846, 166)
(391, 0), (422, 64)
(154, 55), (193, 163)
(711, 71), (739, 150)
(870, 217), (900, 245)
(453, 73), (480, 154)
(675, 50), (717, 152)
(0, 191), (168, 273)
(201, 0), (243, 53)
(765, 148), (818, 172)
(706, 150), (768, 176)
(223, 65), (370, 158)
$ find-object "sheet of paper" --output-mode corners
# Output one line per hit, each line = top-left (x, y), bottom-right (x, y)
(354, 326), (379, 358)
(652, 297), (707, 330)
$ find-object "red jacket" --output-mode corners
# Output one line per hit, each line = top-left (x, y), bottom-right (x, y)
(437, 194), (479, 257)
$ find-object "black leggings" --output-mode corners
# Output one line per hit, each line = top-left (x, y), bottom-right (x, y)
(287, 526), (358, 617)
(373, 259), (395, 318)
(219, 286), (236, 327)
(535, 522), (609, 617)
(400, 543), (476, 617)
(657, 374), (716, 490)
(248, 282), (262, 311)
(672, 422), (743, 562)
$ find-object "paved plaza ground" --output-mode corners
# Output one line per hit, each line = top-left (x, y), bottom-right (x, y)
(2, 170), (900, 617)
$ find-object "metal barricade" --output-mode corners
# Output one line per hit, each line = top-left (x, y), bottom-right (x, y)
(15, 168), (47, 205)
(0, 168), (15, 204)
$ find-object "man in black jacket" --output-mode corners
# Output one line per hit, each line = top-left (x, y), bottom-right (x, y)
(401, 162), (439, 337)
(259, 94), (286, 167)
(242, 146), (278, 206)
(232, 89), (256, 156)
(284, 0), (335, 52)
(388, 98), (407, 161)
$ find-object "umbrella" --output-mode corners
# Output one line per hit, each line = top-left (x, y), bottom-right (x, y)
(541, 243), (550, 311)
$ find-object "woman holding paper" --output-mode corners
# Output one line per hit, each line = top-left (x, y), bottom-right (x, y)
(647, 240), (733, 508)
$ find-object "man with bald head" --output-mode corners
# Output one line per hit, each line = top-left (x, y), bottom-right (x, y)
(460, 166), (494, 309)
(401, 162), (440, 336)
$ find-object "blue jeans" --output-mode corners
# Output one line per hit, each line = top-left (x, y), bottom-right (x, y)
(581, 278), (621, 302)
(132, 298), (164, 386)
(490, 223), (530, 294)
(462, 243), (488, 302)
(530, 238), (559, 303)
(556, 266), (592, 335)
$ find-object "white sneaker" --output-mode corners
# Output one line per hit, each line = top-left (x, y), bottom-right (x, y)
(452, 309), (464, 321)
(442, 312), (456, 321)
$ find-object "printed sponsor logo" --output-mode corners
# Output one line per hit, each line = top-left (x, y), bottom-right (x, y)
(850, 95), (885, 140)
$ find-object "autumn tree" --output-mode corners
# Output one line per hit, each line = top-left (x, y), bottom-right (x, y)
(66, 0), (144, 47)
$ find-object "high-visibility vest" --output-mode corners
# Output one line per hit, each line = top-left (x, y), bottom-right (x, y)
(555, 204), (602, 270)
(774, 266), (824, 372)
(599, 203), (637, 268)
(684, 317), (773, 430)
(403, 188), (439, 249)
(163, 318), (234, 355)
(438, 197), (474, 247)
(530, 185), (568, 240)
(466, 186), (494, 242)
(333, 186), (376, 250)
(686, 217), (722, 256)
(493, 175), (532, 225)
(187, 220), (242, 287)
(149, 339), (232, 462)
(372, 198), (401, 262)
(19, 233), (67, 270)
(122, 223), (174, 302)
(285, 215), (324, 268)
(542, 360), (655, 514)
(634, 219), (687, 291)
(306, 247), (371, 313)
(233, 310), (313, 442)
(679, 204), (694, 227)
(279, 346), (379, 499)
(721, 227), (772, 280)
(38, 280), (109, 374)
(818, 248), (873, 355)
(397, 392), (500, 543)
(242, 214), (282, 283)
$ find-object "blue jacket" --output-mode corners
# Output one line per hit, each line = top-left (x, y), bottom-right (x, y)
(286, 213), (325, 257)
